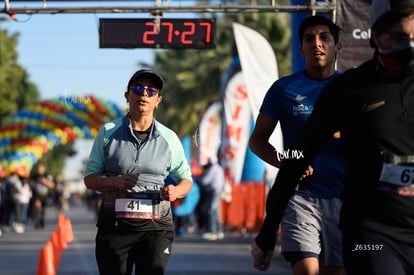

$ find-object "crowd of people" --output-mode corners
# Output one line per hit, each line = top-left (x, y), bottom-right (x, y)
(0, 162), (71, 236)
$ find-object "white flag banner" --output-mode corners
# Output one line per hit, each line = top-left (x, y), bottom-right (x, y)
(198, 101), (223, 166)
(233, 22), (278, 120)
(233, 22), (283, 182)
(221, 71), (251, 185)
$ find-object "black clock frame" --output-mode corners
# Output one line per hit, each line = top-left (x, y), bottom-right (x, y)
(99, 18), (216, 49)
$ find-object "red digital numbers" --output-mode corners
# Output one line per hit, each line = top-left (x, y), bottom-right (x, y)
(141, 20), (213, 47)
(200, 22), (212, 43)
(142, 22), (157, 44)
(161, 22), (174, 43)
(182, 22), (195, 44)
(100, 18), (216, 49)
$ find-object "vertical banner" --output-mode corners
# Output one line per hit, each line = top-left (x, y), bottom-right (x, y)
(336, 0), (374, 71)
(197, 101), (223, 166)
(232, 22), (278, 120)
(233, 22), (283, 184)
(220, 71), (251, 186)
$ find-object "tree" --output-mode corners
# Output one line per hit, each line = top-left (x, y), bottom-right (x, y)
(151, 12), (291, 138)
(0, 19), (40, 121)
(36, 144), (77, 178)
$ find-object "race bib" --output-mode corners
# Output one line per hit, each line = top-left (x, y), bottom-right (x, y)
(380, 163), (414, 186)
(378, 161), (414, 197)
(115, 192), (161, 220)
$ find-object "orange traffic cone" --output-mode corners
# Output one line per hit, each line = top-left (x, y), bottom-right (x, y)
(51, 231), (62, 270)
(65, 218), (74, 243)
(56, 226), (68, 250)
(57, 211), (67, 245)
(58, 211), (65, 228)
(57, 226), (67, 250)
(37, 240), (55, 275)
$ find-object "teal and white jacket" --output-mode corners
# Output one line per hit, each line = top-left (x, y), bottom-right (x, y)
(85, 114), (192, 231)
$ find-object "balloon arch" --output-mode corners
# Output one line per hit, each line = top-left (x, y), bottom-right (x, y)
(0, 95), (124, 177)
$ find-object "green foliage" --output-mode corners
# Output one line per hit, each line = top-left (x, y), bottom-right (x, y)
(151, 13), (291, 138)
(0, 22), (40, 121)
(35, 143), (77, 178)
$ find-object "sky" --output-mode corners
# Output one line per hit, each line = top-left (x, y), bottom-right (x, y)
(2, 11), (158, 109)
(2, 1), (207, 109)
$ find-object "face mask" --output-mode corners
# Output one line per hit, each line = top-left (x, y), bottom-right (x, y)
(378, 42), (414, 79)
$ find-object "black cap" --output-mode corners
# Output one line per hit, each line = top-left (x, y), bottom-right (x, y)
(127, 69), (164, 90)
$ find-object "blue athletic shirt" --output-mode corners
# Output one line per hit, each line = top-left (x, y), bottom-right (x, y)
(260, 70), (344, 198)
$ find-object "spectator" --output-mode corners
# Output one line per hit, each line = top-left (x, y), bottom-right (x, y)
(16, 176), (32, 232)
(31, 162), (55, 229)
(4, 172), (24, 233)
(54, 173), (70, 211)
(198, 160), (225, 241)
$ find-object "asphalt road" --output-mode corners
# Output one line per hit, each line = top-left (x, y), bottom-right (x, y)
(0, 203), (291, 275)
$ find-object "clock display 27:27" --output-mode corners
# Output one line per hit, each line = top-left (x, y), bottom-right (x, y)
(99, 18), (216, 49)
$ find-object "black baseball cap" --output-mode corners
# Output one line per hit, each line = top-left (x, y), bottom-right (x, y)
(127, 69), (164, 90)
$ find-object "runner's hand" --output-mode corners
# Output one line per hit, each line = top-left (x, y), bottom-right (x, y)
(113, 173), (138, 191)
(251, 240), (273, 271)
(300, 165), (313, 180)
(161, 184), (179, 201)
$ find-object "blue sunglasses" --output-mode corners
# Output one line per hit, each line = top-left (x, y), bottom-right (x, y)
(130, 85), (160, 97)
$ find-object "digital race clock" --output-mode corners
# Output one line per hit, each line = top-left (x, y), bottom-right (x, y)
(99, 18), (216, 49)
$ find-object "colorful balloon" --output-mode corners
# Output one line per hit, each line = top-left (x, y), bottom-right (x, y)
(0, 95), (125, 177)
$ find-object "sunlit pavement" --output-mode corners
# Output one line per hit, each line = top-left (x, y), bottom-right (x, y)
(0, 203), (291, 275)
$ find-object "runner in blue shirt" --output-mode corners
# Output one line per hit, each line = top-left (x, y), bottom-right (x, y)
(249, 15), (345, 275)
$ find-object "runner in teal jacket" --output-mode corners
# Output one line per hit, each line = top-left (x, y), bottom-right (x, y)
(84, 69), (192, 275)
